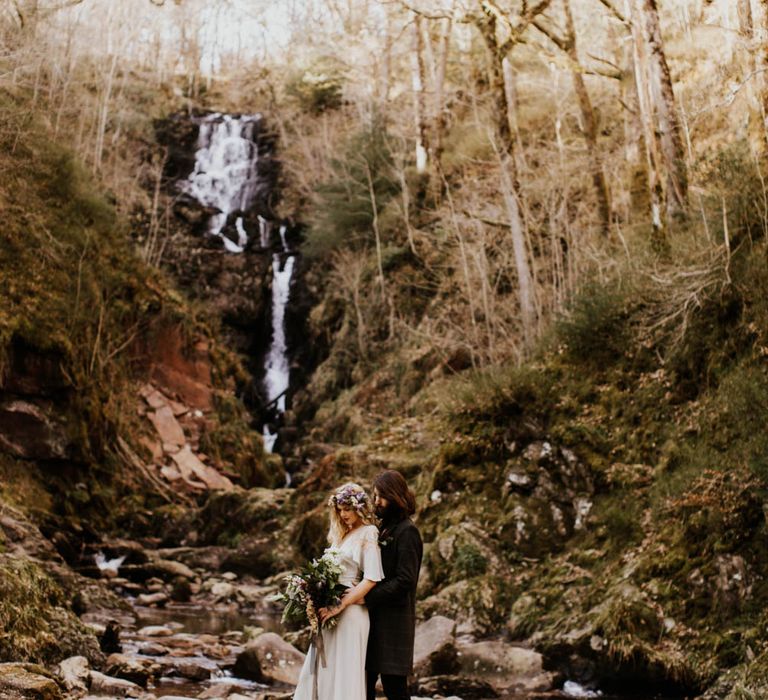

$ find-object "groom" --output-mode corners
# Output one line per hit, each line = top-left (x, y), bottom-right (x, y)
(364, 469), (423, 700)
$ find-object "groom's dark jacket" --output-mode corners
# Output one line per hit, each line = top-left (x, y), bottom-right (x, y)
(365, 515), (423, 676)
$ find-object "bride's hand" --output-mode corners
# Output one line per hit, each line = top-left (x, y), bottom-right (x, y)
(319, 604), (343, 624)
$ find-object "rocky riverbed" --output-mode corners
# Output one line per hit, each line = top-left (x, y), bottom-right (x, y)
(0, 519), (677, 700)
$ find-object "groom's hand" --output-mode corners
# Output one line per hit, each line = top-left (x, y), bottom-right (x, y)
(341, 591), (364, 606)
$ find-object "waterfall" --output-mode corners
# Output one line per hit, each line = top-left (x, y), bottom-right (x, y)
(180, 114), (295, 456)
(180, 113), (263, 252)
(263, 225), (296, 454)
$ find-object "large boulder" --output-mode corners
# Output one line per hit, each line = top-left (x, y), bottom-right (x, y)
(413, 616), (459, 677)
(0, 664), (61, 700)
(56, 656), (89, 695)
(88, 670), (142, 698)
(456, 640), (555, 692)
(233, 632), (305, 685)
(104, 653), (160, 688)
(413, 675), (498, 699)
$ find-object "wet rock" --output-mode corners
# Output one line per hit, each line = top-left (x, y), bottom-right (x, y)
(0, 663), (62, 700)
(413, 616), (459, 676)
(233, 632), (305, 685)
(56, 656), (89, 694)
(136, 625), (175, 637)
(413, 674), (498, 699)
(210, 581), (236, 601)
(121, 558), (196, 584)
(174, 661), (211, 681)
(456, 640), (553, 692)
(137, 592), (169, 607)
(137, 642), (169, 656)
(89, 670), (142, 697)
(154, 546), (227, 572)
(105, 654), (159, 688)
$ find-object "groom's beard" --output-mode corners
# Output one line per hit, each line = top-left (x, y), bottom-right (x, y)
(374, 503), (387, 519)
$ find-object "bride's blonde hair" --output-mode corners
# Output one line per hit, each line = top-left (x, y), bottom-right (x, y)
(327, 482), (375, 546)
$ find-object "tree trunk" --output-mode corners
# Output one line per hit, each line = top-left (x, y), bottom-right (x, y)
(638, 0), (688, 215)
(630, 0), (667, 249)
(499, 153), (536, 344)
(475, 8), (537, 342)
(411, 13), (429, 175)
(431, 15), (452, 173)
(563, 0), (612, 234)
(738, 0), (754, 37)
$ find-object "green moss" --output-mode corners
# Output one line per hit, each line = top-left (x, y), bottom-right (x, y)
(0, 555), (101, 664)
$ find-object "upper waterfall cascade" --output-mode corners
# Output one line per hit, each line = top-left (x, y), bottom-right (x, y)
(181, 113), (263, 253)
(180, 113), (296, 454)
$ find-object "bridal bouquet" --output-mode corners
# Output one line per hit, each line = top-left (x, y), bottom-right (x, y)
(277, 548), (347, 633)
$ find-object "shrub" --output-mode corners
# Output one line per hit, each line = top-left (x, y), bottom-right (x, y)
(555, 279), (631, 367)
(286, 57), (344, 114)
(305, 117), (399, 257)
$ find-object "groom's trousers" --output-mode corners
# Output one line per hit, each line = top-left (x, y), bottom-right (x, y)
(366, 671), (409, 700)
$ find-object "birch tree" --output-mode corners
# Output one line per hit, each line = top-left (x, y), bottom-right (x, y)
(471, 1), (553, 342)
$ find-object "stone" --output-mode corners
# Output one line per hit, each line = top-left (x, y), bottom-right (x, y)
(56, 656), (89, 694)
(161, 466), (183, 482)
(137, 625), (174, 637)
(233, 633), (305, 685)
(413, 616), (459, 677)
(0, 400), (69, 460)
(89, 671), (143, 697)
(0, 663), (62, 700)
(172, 445), (234, 491)
(137, 642), (169, 656)
(414, 675), (498, 699)
(105, 653), (159, 688)
(172, 662), (211, 681)
(456, 640), (549, 691)
(148, 406), (186, 446)
(210, 581), (236, 601)
(137, 592), (169, 607)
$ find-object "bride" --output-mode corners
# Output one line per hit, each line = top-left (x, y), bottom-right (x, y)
(292, 482), (384, 700)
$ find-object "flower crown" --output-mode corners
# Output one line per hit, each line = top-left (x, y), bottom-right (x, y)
(328, 485), (369, 511)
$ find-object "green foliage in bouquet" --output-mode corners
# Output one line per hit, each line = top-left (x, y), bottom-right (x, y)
(277, 549), (348, 632)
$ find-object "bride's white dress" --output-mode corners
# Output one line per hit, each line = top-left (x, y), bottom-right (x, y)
(293, 524), (383, 700)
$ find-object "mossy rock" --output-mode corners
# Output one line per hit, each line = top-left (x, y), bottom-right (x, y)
(194, 487), (292, 545)
(0, 555), (101, 665)
(0, 663), (61, 700)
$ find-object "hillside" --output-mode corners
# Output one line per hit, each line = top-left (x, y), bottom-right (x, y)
(2, 1), (768, 699)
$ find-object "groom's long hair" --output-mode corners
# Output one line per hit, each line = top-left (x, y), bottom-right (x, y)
(373, 470), (416, 518)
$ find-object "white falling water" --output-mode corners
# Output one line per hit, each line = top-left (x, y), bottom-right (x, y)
(263, 224), (295, 453)
(180, 113), (262, 252)
(181, 115), (295, 456)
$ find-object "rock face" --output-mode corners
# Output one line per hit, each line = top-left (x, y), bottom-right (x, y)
(499, 440), (595, 557)
(56, 656), (89, 694)
(413, 616), (459, 677)
(0, 399), (70, 460)
(456, 640), (554, 692)
(233, 633), (305, 685)
(0, 341), (74, 464)
(0, 663), (62, 700)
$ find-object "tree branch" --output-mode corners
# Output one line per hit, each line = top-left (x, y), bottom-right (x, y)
(595, 0), (629, 25)
(532, 19), (569, 52)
